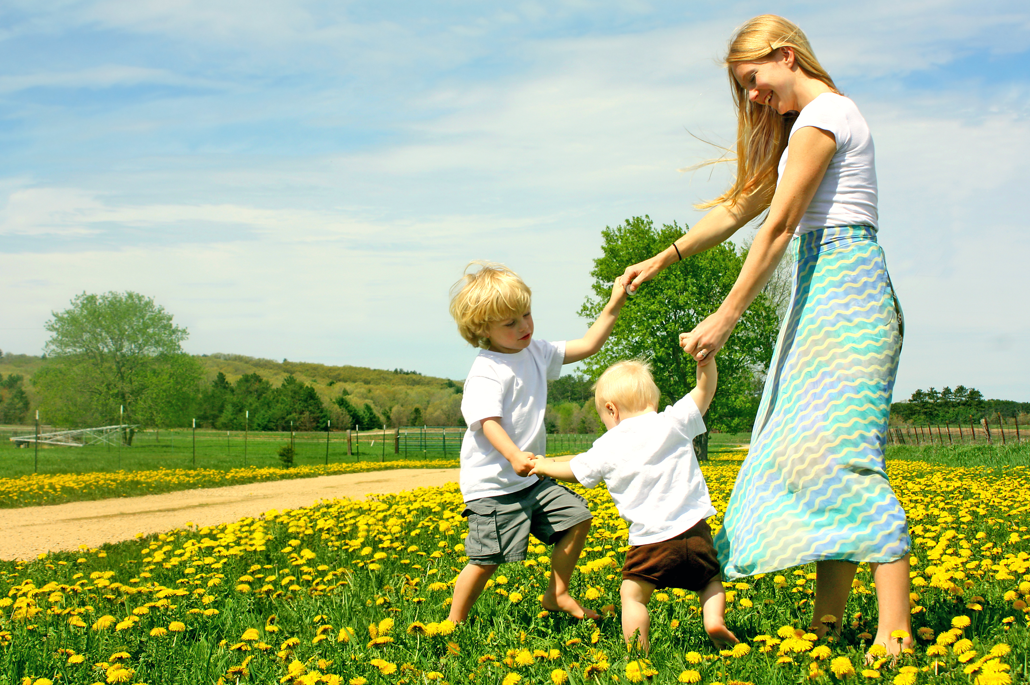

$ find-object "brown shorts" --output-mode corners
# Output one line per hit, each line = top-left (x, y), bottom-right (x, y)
(621, 518), (721, 592)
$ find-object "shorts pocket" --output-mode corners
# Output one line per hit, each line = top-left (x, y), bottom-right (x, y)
(462, 499), (501, 558)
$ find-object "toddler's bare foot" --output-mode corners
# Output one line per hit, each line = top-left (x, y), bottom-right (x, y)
(542, 592), (600, 620)
(706, 624), (739, 649)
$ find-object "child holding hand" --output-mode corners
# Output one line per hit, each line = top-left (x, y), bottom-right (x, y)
(531, 358), (737, 652)
(446, 261), (627, 623)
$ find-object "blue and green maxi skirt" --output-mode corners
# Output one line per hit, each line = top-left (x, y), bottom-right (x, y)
(714, 225), (910, 579)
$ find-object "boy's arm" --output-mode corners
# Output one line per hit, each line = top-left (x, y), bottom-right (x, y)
(687, 356), (718, 415)
(563, 276), (628, 363)
(481, 418), (536, 477)
(529, 455), (581, 483)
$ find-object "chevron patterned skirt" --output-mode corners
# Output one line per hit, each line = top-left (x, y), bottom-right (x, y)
(714, 225), (910, 579)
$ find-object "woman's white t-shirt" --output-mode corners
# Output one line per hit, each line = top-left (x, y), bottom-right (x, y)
(569, 394), (715, 546)
(778, 92), (878, 235)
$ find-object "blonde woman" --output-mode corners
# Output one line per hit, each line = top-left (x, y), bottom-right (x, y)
(622, 15), (912, 654)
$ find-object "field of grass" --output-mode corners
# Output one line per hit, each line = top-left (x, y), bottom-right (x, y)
(0, 449), (1027, 684)
(0, 428), (752, 509)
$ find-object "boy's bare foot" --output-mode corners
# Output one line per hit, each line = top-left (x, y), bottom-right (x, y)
(706, 624), (739, 649)
(542, 592), (600, 620)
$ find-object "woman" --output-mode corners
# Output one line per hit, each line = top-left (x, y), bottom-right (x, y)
(621, 15), (912, 653)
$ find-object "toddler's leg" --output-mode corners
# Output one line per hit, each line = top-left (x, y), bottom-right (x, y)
(620, 578), (654, 652)
(870, 557), (913, 656)
(699, 577), (738, 648)
(543, 519), (600, 619)
(810, 560), (858, 638)
(447, 563), (498, 623)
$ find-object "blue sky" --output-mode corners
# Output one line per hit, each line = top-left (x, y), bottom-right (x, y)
(1, 1), (1028, 401)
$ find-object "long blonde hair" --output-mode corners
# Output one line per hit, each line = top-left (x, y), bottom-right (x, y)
(699, 15), (838, 212)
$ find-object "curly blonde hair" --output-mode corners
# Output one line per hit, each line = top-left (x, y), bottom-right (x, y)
(449, 261), (532, 349)
(699, 14), (838, 212)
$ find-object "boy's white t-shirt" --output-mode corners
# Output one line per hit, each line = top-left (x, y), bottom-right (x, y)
(570, 394), (715, 546)
(778, 92), (878, 235)
(459, 339), (565, 501)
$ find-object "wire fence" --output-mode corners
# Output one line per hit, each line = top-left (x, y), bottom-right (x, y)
(887, 413), (1023, 447)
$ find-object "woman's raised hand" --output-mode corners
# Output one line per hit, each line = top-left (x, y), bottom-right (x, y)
(679, 309), (738, 367)
(622, 254), (665, 294)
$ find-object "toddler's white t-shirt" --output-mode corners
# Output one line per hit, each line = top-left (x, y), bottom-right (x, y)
(459, 339), (565, 501)
(570, 394), (715, 546)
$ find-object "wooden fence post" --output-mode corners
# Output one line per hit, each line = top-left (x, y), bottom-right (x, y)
(1015, 414), (1021, 443)
(347, 429), (352, 456)
(957, 422), (964, 443)
(981, 418), (992, 445)
(998, 412), (1006, 446)
(970, 416), (977, 443)
(394, 428), (400, 454)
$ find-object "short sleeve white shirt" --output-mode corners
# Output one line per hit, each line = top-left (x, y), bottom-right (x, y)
(778, 93), (878, 235)
(459, 339), (565, 501)
(569, 394), (715, 546)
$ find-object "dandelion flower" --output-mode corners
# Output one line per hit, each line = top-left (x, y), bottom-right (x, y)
(830, 657), (856, 678)
(685, 651), (702, 664)
(951, 616), (972, 629)
(515, 650), (534, 667)
(370, 659), (397, 675)
(731, 643), (751, 658)
(861, 669), (881, 679)
(551, 669), (569, 684)
(169, 621), (186, 632)
(892, 674), (916, 685)
(678, 670), (701, 683)
(502, 674), (522, 685)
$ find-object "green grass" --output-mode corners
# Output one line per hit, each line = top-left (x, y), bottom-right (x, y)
(887, 441), (1030, 467)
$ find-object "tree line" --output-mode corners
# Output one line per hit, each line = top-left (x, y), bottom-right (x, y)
(890, 386), (1029, 426)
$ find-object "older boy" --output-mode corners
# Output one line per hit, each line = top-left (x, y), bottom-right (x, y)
(531, 358), (738, 651)
(446, 261), (626, 623)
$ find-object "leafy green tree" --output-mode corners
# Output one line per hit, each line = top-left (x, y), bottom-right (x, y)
(32, 292), (202, 443)
(0, 374), (30, 424)
(578, 217), (779, 453)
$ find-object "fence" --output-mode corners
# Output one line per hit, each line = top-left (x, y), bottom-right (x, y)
(395, 427), (599, 457)
(887, 413), (1023, 447)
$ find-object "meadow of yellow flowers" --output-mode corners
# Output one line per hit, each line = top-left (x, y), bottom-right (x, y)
(0, 451), (1027, 684)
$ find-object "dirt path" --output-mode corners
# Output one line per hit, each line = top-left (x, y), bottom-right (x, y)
(0, 468), (461, 562)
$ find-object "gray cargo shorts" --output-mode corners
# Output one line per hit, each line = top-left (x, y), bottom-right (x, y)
(462, 478), (592, 565)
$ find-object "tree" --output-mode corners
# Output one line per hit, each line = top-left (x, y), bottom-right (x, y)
(578, 217), (780, 456)
(32, 292), (202, 443)
(0, 374), (30, 424)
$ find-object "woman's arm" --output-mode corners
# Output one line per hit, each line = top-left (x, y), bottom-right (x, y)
(680, 127), (837, 364)
(623, 193), (766, 291)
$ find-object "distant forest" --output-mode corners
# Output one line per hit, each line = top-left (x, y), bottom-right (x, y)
(890, 386), (1029, 426)
(0, 352), (602, 434)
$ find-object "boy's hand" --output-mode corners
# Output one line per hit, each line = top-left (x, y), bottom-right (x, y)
(509, 450), (536, 477)
(528, 455), (547, 477)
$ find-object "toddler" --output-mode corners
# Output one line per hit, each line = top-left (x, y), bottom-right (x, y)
(531, 358), (737, 651)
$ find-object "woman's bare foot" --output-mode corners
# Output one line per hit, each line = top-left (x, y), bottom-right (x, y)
(542, 591), (600, 620)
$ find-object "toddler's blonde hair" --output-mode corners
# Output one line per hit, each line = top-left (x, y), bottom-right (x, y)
(594, 360), (660, 416)
(449, 261), (532, 349)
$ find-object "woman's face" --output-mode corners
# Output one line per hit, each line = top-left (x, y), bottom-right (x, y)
(732, 48), (797, 115)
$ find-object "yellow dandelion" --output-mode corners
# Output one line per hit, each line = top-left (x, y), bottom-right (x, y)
(678, 670), (701, 683)
(731, 643), (751, 658)
(150, 627), (168, 637)
(892, 673), (916, 685)
(515, 650), (534, 666)
(954, 638), (974, 654)
(861, 669), (881, 679)
(551, 669), (569, 684)
(951, 616), (972, 629)
(370, 659), (397, 675)
(437, 620), (455, 635)
(989, 644), (1011, 657)
(349, 678), (368, 685)
(241, 628), (260, 641)
(685, 651), (703, 664)
(917, 627), (935, 641)
(830, 657), (856, 678)
(67, 654), (86, 665)
(890, 630), (910, 641)
(168, 621), (186, 632)
(810, 645), (832, 660)
(92, 615), (116, 631)
(502, 674), (522, 685)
